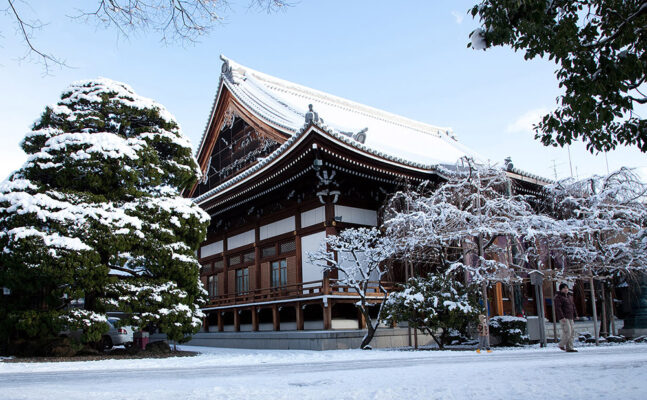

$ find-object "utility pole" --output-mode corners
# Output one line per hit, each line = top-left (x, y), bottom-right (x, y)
(550, 160), (559, 180)
(604, 152), (610, 174)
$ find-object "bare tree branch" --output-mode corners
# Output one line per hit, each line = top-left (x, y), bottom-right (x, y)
(5, 0), (68, 73)
(3, 0), (290, 72)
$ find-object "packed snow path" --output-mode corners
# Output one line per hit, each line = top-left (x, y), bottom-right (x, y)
(1, 344), (646, 399)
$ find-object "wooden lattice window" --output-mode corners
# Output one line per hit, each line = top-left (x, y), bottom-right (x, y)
(262, 245), (276, 258)
(280, 240), (296, 254)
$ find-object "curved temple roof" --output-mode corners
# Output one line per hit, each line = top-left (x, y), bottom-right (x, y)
(198, 56), (481, 168)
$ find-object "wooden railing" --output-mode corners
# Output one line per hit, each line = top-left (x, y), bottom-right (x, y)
(204, 277), (395, 307)
(329, 279), (394, 296)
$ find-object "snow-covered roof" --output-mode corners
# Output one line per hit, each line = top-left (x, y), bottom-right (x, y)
(197, 56), (480, 167)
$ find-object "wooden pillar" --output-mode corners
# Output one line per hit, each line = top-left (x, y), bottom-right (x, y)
(254, 226), (261, 293)
(323, 272), (330, 295)
(494, 282), (504, 316)
(323, 301), (332, 330)
(358, 308), (366, 329)
(217, 312), (224, 332)
(272, 305), (280, 331)
(251, 307), (259, 332)
(223, 235), (229, 296)
(234, 309), (240, 332)
(295, 210), (303, 289)
(203, 315), (209, 333)
(324, 202), (335, 226)
(296, 303), (304, 331)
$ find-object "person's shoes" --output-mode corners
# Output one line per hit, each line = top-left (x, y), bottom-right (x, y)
(558, 346), (566, 351)
(566, 348), (578, 352)
(486, 349), (492, 353)
(476, 349), (481, 354)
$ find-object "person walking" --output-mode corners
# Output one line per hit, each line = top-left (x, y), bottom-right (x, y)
(555, 283), (578, 352)
(476, 314), (492, 353)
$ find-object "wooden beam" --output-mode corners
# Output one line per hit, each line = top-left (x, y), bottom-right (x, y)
(358, 309), (366, 329)
(234, 309), (240, 332)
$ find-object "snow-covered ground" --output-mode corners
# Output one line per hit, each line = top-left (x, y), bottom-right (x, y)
(1, 343), (646, 399)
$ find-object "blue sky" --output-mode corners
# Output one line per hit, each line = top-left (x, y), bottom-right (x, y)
(1, 0), (645, 181)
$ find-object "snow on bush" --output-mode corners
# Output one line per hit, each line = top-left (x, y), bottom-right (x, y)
(489, 315), (528, 346)
(0, 78), (209, 346)
(382, 272), (479, 349)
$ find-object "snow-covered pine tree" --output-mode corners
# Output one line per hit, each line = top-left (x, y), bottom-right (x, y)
(0, 79), (209, 348)
(382, 272), (479, 349)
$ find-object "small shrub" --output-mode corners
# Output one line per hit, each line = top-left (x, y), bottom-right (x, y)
(145, 340), (171, 354)
(76, 346), (101, 356)
(632, 335), (647, 343)
(8, 337), (82, 357)
(578, 332), (593, 342)
(489, 316), (528, 346)
(445, 328), (472, 345)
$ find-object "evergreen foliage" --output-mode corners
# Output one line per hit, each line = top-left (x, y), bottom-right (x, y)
(382, 272), (479, 349)
(488, 316), (528, 346)
(0, 79), (210, 349)
(469, 0), (647, 153)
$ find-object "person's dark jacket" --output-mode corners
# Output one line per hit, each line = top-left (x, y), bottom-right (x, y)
(555, 292), (577, 320)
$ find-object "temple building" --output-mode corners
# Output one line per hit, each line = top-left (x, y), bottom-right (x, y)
(188, 56), (551, 340)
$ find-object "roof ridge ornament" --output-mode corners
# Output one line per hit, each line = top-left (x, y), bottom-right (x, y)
(339, 127), (368, 144)
(305, 104), (322, 125)
(353, 128), (368, 144)
(221, 56), (233, 80)
(220, 55), (246, 83)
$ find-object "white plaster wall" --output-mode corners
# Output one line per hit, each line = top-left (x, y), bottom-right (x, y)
(300, 231), (326, 286)
(334, 205), (377, 226)
(201, 240), (223, 258)
(301, 206), (325, 227)
(259, 322), (274, 331)
(227, 230), (255, 250)
(280, 322), (297, 331)
(260, 216), (295, 240)
(332, 319), (359, 330)
(304, 321), (325, 330)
